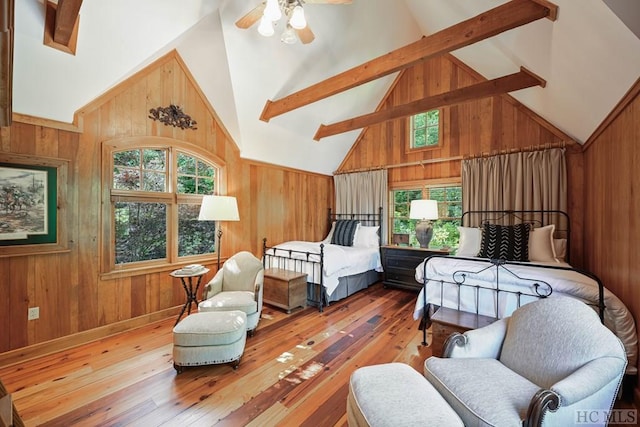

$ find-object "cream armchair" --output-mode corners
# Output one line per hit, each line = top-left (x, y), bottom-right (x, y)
(198, 251), (264, 336)
(424, 296), (627, 427)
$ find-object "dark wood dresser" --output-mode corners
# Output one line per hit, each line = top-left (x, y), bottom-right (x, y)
(380, 245), (450, 291)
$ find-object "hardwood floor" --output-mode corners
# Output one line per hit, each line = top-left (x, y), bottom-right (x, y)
(0, 282), (433, 426)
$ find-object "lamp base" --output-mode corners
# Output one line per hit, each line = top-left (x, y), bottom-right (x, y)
(415, 220), (433, 249)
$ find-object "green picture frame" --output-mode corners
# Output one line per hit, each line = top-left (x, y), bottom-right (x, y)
(0, 163), (57, 245)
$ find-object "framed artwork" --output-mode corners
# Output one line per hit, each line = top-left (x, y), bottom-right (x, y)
(0, 163), (56, 244)
(0, 153), (69, 257)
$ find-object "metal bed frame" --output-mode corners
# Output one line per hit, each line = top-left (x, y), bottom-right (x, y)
(263, 207), (383, 312)
(419, 209), (605, 346)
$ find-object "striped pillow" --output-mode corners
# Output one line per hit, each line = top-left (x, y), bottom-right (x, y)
(330, 220), (359, 246)
(478, 223), (531, 261)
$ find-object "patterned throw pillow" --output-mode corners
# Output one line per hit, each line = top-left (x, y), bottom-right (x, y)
(331, 220), (359, 246)
(478, 223), (531, 261)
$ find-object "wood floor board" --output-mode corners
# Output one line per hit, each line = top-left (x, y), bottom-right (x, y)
(0, 283), (432, 426)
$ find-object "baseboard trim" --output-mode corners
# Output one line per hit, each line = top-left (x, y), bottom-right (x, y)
(0, 307), (180, 368)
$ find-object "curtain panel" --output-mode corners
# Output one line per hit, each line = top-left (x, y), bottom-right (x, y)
(334, 169), (388, 243)
(462, 148), (567, 226)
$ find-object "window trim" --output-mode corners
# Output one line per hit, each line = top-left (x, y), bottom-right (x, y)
(100, 137), (226, 278)
(406, 108), (443, 152)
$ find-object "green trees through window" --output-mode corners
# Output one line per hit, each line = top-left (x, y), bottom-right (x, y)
(411, 110), (440, 148)
(111, 147), (219, 267)
(392, 185), (462, 250)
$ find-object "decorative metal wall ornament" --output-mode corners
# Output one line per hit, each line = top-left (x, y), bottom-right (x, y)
(148, 105), (198, 130)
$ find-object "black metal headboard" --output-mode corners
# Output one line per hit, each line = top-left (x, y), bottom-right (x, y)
(327, 206), (384, 239)
(461, 209), (570, 260)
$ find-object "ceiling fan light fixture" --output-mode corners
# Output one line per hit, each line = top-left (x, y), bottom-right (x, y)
(289, 5), (307, 30)
(258, 15), (275, 37)
(264, 0), (282, 21)
(281, 25), (298, 44)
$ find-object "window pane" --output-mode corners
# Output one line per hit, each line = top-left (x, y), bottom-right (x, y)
(426, 110), (439, 126)
(198, 161), (215, 178)
(178, 204), (218, 257)
(177, 153), (196, 175)
(426, 126), (439, 146)
(198, 177), (214, 195)
(177, 176), (196, 194)
(142, 171), (166, 192)
(413, 113), (426, 128)
(143, 149), (166, 171)
(113, 167), (140, 190)
(413, 129), (426, 147)
(114, 150), (140, 167)
(115, 202), (167, 264)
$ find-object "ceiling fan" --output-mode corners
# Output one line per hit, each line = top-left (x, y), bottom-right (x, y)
(236, 0), (352, 45)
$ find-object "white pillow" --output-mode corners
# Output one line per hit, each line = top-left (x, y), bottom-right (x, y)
(456, 226), (482, 256)
(322, 221), (337, 244)
(353, 225), (380, 248)
(553, 238), (567, 262)
(528, 224), (557, 262)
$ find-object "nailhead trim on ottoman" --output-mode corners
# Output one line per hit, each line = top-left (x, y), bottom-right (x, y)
(173, 311), (247, 373)
(347, 362), (464, 426)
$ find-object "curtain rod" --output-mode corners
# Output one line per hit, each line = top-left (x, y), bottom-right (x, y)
(334, 155), (463, 175)
(463, 141), (566, 160)
(334, 141), (566, 175)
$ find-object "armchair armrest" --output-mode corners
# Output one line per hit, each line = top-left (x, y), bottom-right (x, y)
(444, 318), (508, 359)
(550, 357), (627, 405)
(202, 269), (224, 300)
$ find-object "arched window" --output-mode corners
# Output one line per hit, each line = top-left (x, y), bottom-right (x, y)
(101, 137), (224, 275)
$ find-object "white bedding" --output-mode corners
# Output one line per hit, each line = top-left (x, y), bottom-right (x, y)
(413, 256), (638, 374)
(265, 241), (382, 297)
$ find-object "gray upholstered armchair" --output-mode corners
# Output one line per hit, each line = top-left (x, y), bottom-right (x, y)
(198, 251), (264, 336)
(424, 296), (627, 427)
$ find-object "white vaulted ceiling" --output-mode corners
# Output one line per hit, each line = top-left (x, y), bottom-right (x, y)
(12, 0), (640, 174)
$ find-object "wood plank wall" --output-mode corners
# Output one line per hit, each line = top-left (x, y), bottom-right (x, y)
(336, 54), (585, 265)
(0, 50), (333, 354)
(584, 82), (640, 377)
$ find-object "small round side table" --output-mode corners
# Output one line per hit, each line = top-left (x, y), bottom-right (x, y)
(170, 268), (210, 326)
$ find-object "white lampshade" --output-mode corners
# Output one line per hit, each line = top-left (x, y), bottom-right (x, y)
(289, 5), (307, 30)
(409, 200), (438, 220)
(263, 0), (282, 21)
(258, 15), (275, 37)
(198, 195), (240, 222)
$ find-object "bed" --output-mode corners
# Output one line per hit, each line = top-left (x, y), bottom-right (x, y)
(262, 208), (383, 312)
(412, 209), (638, 375)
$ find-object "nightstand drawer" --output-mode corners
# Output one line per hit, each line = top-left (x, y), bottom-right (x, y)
(381, 246), (449, 291)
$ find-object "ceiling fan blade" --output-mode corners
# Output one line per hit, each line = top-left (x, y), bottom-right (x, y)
(303, 0), (352, 4)
(235, 3), (266, 29)
(296, 26), (315, 44)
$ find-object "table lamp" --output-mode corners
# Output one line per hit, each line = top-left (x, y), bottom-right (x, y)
(409, 199), (438, 248)
(198, 195), (240, 271)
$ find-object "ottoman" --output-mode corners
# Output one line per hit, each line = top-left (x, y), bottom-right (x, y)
(172, 311), (247, 373)
(347, 363), (463, 426)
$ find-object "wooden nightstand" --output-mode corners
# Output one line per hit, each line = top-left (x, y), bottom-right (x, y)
(380, 245), (450, 291)
(430, 307), (497, 357)
(263, 268), (308, 313)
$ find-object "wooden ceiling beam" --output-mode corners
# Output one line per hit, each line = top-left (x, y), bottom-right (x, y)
(0, 0), (13, 127)
(260, 0), (557, 122)
(43, 0), (82, 55)
(313, 67), (546, 141)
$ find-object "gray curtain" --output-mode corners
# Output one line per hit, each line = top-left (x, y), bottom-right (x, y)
(334, 169), (388, 243)
(462, 148), (567, 225)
